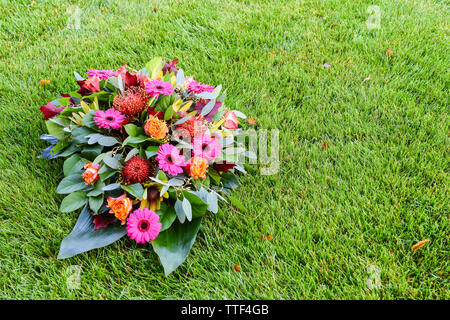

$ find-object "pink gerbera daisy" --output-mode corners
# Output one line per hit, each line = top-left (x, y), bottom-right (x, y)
(126, 208), (161, 244)
(155, 143), (186, 176)
(187, 80), (214, 94)
(87, 69), (117, 80)
(144, 80), (174, 98)
(192, 133), (222, 160)
(94, 108), (125, 130)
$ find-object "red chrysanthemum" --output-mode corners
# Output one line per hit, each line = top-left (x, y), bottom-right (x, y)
(177, 114), (207, 138)
(122, 156), (155, 184)
(113, 87), (150, 116)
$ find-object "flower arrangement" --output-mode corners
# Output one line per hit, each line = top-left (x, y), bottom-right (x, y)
(39, 58), (251, 275)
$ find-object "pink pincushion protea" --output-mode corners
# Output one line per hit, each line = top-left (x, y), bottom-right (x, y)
(144, 80), (174, 98)
(155, 143), (186, 176)
(87, 69), (117, 80)
(192, 133), (222, 160)
(187, 80), (214, 94)
(127, 208), (161, 244)
(94, 108), (125, 130)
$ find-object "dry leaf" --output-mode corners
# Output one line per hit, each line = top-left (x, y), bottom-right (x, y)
(412, 239), (430, 251)
(233, 264), (241, 272)
(322, 141), (330, 149)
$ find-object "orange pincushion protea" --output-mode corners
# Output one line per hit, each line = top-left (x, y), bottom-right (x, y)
(144, 115), (168, 140)
(106, 194), (133, 224)
(188, 157), (208, 179)
(113, 87), (150, 116)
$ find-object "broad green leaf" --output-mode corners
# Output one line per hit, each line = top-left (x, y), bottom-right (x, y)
(89, 194), (104, 213)
(45, 119), (67, 140)
(152, 218), (202, 276)
(121, 183), (144, 199)
(81, 144), (104, 160)
(182, 191), (208, 219)
(145, 57), (164, 79)
(57, 174), (89, 194)
(103, 183), (121, 191)
(98, 136), (120, 147)
(103, 156), (121, 169)
(58, 205), (127, 259)
(86, 180), (105, 197)
(60, 191), (88, 213)
(63, 154), (85, 176)
(157, 203), (177, 232)
(124, 123), (145, 137)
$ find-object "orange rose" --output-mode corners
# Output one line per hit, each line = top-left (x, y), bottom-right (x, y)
(188, 157), (208, 179)
(106, 194), (133, 224)
(81, 163), (100, 185)
(144, 115), (168, 139)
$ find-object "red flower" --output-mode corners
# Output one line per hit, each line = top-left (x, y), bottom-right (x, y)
(93, 213), (119, 230)
(77, 76), (100, 96)
(122, 156), (155, 184)
(162, 59), (179, 75)
(40, 102), (65, 120)
(213, 162), (236, 173)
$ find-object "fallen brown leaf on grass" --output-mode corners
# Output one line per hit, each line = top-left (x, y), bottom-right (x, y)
(412, 239), (430, 251)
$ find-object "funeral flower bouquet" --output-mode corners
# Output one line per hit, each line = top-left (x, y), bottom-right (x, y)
(39, 58), (250, 275)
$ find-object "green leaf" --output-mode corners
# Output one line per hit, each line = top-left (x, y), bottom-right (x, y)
(98, 136), (120, 147)
(89, 194), (104, 213)
(145, 146), (159, 158)
(103, 156), (121, 169)
(156, 203), (177, 232)
(164, 104), (174, 120)
(123, 135), (147, 145)
(125, 148), (140, 161)
(86, 180), (105, 197)
(145, 57), (164, 78)
(121, 183), (144, 199)
(182, 197), (192, 221)
(57, 143), (79, 158)
(81, 110), (97, 128)
(58, 205), (127, 259)
(174, 199), (186, 223)
(152, 218), (202, 276)
(99, 169), (117, 181)
(124, 123), (145, 137)
(57, 174), (89, 194)
(60, 191), (88, 213)
(63, 154), (85, 176)
(182, 191), (208, 219)
(81, 144), (104, 160)
(45, 119), (68, 140)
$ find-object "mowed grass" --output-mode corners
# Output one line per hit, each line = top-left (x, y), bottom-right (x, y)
(0, 0), (448, 299)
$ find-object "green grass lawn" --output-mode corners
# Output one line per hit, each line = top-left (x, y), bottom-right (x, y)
(0, 0), (448, 299)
